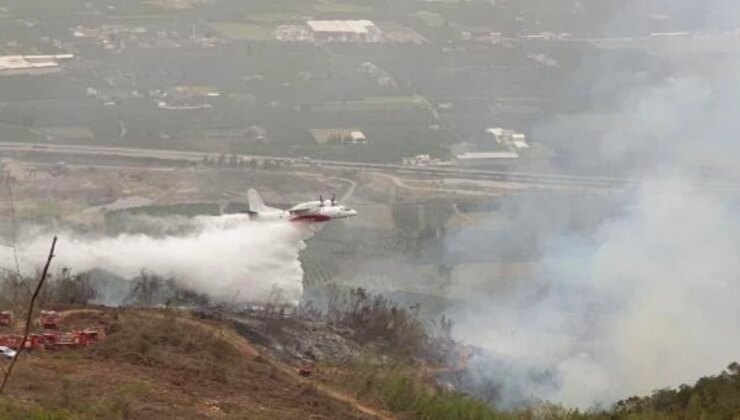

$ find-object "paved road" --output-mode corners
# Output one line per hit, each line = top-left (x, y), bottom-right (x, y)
(2, 141), (740, 192)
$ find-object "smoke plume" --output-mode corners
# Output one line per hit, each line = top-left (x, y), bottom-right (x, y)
(5, 215), (311, 305)
(447, 0), (740, 410)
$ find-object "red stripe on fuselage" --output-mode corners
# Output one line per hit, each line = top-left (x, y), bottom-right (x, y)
(289, 214), (332, 223)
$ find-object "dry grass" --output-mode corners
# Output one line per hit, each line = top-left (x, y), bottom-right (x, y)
(0, 309), (374, 419)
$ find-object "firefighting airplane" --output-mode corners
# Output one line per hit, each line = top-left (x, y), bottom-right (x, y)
(247, 189), (358, 223)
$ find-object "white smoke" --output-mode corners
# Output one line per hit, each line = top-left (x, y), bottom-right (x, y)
(447, 0), (740, 410)
(453, 178), (740, 408)
(6, 215), (312, 305)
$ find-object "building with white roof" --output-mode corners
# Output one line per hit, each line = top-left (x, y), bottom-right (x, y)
(511, 133), (530, 149)
(306, 20), (381, 42)
(455, 151), (520, 167)
(350, 131), (366, 143)
(0, 54), (74, 76)
(485, 127), (529, 149)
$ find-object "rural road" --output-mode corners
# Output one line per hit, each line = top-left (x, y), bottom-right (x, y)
(3, 141), (740, 192)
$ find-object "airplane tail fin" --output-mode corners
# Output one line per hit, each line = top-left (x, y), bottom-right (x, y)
(247, 189), (268, 213)
(247, 189), (282, 216)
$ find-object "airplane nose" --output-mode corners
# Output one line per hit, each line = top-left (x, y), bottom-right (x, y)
(348, 209), (358, 217)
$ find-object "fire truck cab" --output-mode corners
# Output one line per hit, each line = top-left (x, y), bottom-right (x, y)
(40, 310), (59, 329)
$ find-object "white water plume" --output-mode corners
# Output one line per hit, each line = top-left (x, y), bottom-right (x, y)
(5, 215), (313, 305)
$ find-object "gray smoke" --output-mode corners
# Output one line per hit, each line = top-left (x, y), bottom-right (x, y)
(447, 1), (740, 409)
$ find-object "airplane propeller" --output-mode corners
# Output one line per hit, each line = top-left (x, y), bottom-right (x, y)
(319, 195), (324, 207)
(331, 193), (336, 206)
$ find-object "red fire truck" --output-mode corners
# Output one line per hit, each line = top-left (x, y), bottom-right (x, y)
(40, 310), (59, 329)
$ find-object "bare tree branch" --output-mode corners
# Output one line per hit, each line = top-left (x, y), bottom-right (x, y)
(0, 236), (57, 395)
(0, 173), (31, 298)
(4, 176), (22, 281)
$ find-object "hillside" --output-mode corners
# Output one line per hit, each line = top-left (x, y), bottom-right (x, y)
(604, 363), (740, 419)
(6, 307), (736, 420)
(0, 309), (384, 419)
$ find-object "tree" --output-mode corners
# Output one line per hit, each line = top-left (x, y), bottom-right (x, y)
(0, 237), (57, 394)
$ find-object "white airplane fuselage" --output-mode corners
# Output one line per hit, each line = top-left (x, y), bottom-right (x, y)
(247, 189), (358, 223)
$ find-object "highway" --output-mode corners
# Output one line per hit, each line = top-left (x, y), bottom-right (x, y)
(1, 141), (740, 192)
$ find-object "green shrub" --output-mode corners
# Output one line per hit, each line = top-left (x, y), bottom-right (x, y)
(333, 364), (509, 420)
